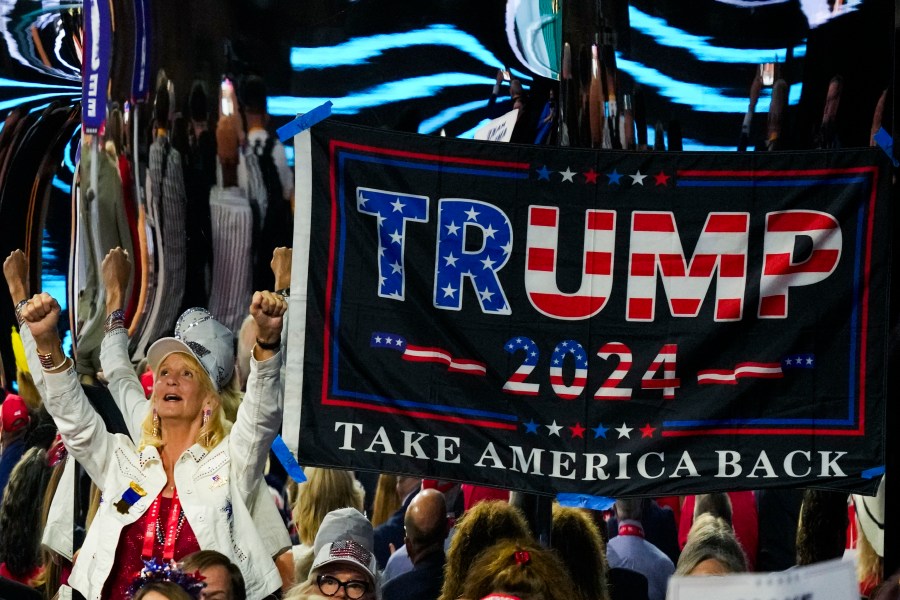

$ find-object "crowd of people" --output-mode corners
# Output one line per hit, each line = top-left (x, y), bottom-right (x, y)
(0, 61), (892, 600)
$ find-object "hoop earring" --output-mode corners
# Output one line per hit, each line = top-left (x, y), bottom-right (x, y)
(152, 408), (160, 438)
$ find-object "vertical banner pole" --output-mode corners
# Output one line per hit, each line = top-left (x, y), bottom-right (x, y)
(883, 0), (900, 578)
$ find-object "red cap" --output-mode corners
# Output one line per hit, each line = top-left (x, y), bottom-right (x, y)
(1, 394), (29, 433)
(140, 369), (154, 398)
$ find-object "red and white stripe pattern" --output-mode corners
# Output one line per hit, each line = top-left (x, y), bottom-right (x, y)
(525, 206), (615, 320)
(641, 343), (679, 399)
(503, 337), (540, 395)
(549, 340), (588, 399)
(759, 211), (842, 318)
(371, 333), (486, 375)
(697, 361), (783, 385)
(627, 212), (749, 322)
(595, 342), (632, 400)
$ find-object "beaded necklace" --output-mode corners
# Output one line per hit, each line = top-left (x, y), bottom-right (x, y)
(141, 490), (185, 561)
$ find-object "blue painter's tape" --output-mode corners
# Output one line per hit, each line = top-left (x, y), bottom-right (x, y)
(556, 493), (615, 511)
(861, 465), (885, 479)
(271, 435), (307, 482)
(277, 100), (333, 142)
(873, 128), (899, 167)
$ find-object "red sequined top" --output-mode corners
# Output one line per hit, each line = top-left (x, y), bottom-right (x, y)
(101, 495), (201, 599)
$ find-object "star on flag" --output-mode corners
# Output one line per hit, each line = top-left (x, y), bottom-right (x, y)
(615, 423), (632, 439)
(640, 423), (656, 438)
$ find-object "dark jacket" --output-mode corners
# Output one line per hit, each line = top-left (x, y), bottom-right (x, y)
(382, 550), (445, 600)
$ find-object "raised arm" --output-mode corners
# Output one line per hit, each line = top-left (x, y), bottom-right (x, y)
(271, 247), (292, 295)
(3, 250), (47, 395)
(228, 290), (287, 501)
(99, 247), (147, 438)
(20, 292), (113, 484)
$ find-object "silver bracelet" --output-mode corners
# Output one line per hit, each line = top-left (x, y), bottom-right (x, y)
(14, 299), (28, 324)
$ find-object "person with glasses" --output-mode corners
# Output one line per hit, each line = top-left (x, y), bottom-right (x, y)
(285, 507), (379, 600)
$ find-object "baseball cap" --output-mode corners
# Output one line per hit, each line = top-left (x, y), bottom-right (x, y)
(312, 508), (377, 584)
(852, 477), (885, 557)
(147, 308), (234, 392)
(1, 393), (29, 433)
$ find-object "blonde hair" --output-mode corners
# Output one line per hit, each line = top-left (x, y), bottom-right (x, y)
(857, 527), (883, 592)
(16, 369), (40, 410)
(676, 514), (748, 576)
(218, 372), (242, 424)
(33, 460), (68, 596)
(370, 474), (400, 528)
(138, 352), (227, 451)
(292, 468), (365, 545)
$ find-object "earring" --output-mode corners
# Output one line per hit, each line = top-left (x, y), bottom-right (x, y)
(152, 408), (160, 438)
(202, 407), (211, 446)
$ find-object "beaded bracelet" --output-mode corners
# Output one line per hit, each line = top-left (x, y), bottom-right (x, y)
(37, 346), (64, 371)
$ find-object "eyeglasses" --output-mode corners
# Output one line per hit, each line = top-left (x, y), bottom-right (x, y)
(317, 574), (370, 599)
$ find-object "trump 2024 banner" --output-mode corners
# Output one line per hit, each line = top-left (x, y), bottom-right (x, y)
(286, 120), (889, 497)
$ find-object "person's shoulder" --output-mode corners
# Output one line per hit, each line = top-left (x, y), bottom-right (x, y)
(645, 541), (675, 569)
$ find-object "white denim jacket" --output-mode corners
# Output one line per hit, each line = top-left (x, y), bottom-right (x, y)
(99, 328), (292, 559)
(42, 350), (284, 600)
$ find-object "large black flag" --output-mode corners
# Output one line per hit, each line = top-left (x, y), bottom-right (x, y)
(285, 120), (889, 497)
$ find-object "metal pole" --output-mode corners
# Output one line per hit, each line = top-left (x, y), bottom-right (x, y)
(519, 492), (554, 547)
(883, 0), (900, 578)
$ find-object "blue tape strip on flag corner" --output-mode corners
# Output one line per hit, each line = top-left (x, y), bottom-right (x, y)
(271, 435), (307, 482)
(873, 128), (899, 167)
(556, 493), (615, 511)
(861, 465), (885, 479)
(277, 100), (333, 142)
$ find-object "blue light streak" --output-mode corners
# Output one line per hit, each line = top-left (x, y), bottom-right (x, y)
(418, 99), (488, 134)
(290, 24), (530, 81)
(62, 125), (80, 174)
(0, 76), (79, 90)
(457, 119), (491, 139)
(628, 6), (806, 63)
(268, 73), (495, 116)
(616, 54), (802, 112)
(51, 176), (71, 193)
(0, 91), (78, 112)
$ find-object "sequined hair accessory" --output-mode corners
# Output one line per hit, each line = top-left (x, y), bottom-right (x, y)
(126, 558), (206, 599)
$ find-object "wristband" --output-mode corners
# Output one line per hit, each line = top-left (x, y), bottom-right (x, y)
(255, 337), (281, 351)
(14, 299), (27, 324)
(105, 309), (126, 334)
(275, 287), (290, 298)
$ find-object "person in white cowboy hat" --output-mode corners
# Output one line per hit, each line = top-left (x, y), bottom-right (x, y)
(15, 272), (287, 600)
